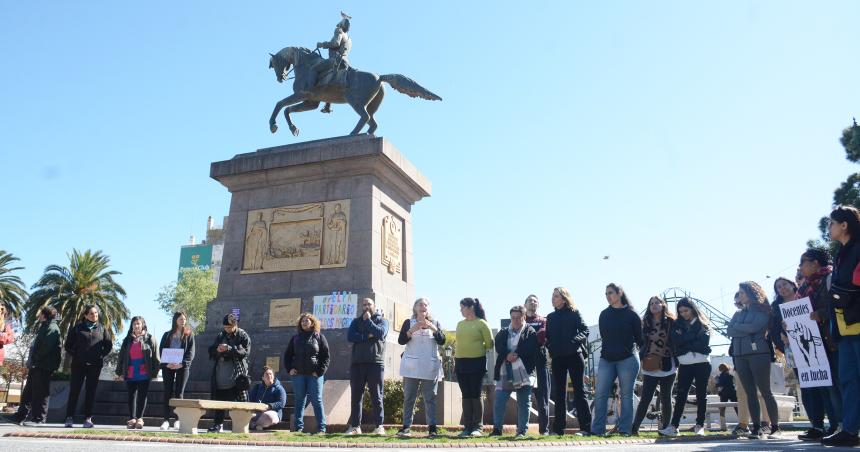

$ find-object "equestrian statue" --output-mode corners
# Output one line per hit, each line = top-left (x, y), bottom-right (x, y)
(268, 12), (441, 137)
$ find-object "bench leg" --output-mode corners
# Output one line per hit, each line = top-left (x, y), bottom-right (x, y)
(229, 410), (256, 434)
(173, 407), (204, 435)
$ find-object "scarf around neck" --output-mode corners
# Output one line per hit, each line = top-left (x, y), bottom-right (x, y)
(799, 265), (833, 301)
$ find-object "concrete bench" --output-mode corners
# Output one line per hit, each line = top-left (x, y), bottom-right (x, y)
(169, 399), (269, 434)
(705, 401), (739, 431)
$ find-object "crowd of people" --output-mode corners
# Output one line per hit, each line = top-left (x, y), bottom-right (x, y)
(2, 205), (860, 446)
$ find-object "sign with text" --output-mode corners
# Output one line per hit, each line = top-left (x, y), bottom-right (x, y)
(178, 244), (213, 279)
(161, 348), (184, 364)
(780, 297), (832, 388)
(312, 292), (358, 329)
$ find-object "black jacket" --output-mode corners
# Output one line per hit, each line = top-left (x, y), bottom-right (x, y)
(208, 328), (251, 396)
(671, 318), (712, 356)
(545, 308), (589, 359)
(493, 325), (538, 381)
(769, 299), (788, 353)
(284, 331), (330, 376)
(347, 314), (388, 364)
(30, 319), (62, 372)
(159, 330), (196, 369)
(598, 306), (643, 362)
(397, 319), (446, 346)
(832, 239), (860, 340)
(64, 322), (112, 367)
(716, 371), (736, 397)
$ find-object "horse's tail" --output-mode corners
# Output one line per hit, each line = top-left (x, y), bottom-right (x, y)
(379, 74), (442, 101)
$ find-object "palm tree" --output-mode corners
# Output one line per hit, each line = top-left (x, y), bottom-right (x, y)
(0, 250), (29, 320)
(26, 249), (129, 343)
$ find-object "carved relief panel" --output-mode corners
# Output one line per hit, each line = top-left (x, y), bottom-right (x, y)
(242, 200), (350, 273)
(381, 215), (403, 275)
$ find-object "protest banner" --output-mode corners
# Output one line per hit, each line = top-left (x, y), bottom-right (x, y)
(780, 296), (832, 388)
(313, 291), (358, 329)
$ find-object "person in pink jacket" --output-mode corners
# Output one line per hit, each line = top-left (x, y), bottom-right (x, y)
(0, 304), (15, 366)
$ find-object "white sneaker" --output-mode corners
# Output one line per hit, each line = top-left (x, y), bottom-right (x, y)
(344, 426), (361, 435)
(373, 426), (386, 435)
(173, 420), (181, 430)
(470, 429), (483, 437)
(658, 426), (679, 437)
(160, 421), (170, 431)
(694, 425), (705, 436)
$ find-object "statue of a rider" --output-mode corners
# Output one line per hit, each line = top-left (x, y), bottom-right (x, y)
(313, 12), (352, 113)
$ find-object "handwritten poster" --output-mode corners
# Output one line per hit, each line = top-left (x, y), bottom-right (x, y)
(313, 292), (358, 329)
(780, 297), (832, 388)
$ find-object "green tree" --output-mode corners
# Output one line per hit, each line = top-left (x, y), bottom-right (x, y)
(155, 267), (217, 334)
(840, 118), (860, 163)
(25, 249), (129, 345)
(0, 250), (29, 320)
(817, 120), (860, 246)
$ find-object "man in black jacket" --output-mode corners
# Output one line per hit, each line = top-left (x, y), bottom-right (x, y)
(10, 307), (62, 425)
(64, 305), (112, 428)
(207, 313), (251, 433)
(345, 298), (389, 435)
(490, 306), (538, 438)
(524, 294), (551, 435)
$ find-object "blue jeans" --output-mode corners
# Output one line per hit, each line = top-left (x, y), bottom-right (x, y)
(493, 385), (532, 434)
(402, 377), (438, 428)
(839, 335), (860, 434)
(591, 355), (640, 435)
(292, 374), (326, 432)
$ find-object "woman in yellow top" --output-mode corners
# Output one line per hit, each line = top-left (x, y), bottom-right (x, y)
(455, 297), (493, 437)
(824, 206), (860, 447)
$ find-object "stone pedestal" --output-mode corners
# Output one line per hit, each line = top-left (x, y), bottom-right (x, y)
(192, 135), (431, 382)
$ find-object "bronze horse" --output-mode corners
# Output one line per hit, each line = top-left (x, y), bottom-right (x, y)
(268, 47), (441, 136)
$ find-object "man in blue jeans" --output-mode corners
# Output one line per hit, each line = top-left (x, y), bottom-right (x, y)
(345, 298), (389, 435)
(490, 306), (538, 439)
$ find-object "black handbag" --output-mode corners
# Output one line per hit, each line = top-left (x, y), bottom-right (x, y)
(831, 282), (860, 308)
(233, 357), (251, 391)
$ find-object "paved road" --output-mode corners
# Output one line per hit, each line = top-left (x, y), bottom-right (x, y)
(0, 436), (839, 452)
(0, 424), (839, 451)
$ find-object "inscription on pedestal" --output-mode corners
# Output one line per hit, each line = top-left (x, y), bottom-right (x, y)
(242, 200), (350, 273)
(266, 356), (280, 372)
(381, 215), (402, 275)
(269, 298), (302, 327)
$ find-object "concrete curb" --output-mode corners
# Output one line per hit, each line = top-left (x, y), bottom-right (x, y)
(4, 431), (738, 448)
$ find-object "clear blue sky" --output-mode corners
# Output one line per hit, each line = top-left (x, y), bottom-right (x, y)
(2, 1), (859, 348)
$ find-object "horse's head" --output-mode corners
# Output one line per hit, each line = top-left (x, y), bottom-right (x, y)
(269, 51), (290, 84)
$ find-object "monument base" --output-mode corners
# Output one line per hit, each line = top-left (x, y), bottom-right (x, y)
(189, 135), (432, 423)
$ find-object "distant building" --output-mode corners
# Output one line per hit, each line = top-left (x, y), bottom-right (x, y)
(178, 216), (227, 283)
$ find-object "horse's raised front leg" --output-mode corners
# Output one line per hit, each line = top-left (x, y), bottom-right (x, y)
(284, 100), (321, 137)
(269, 93), (305, 134)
